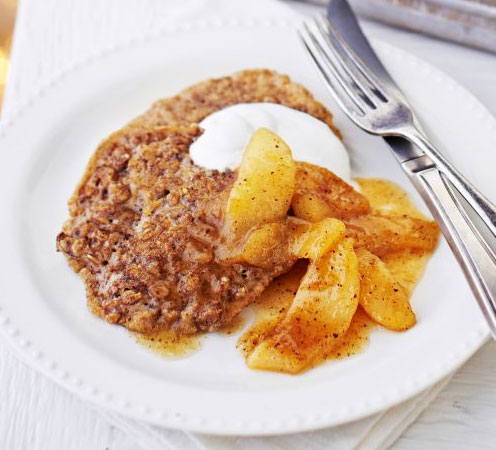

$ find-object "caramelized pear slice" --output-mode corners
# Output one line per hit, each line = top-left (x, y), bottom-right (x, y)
(292, 162), (370, 220)
(224, 128), (296, 242)
(356, 248), (416, 331)
(247, 238), (359, 374)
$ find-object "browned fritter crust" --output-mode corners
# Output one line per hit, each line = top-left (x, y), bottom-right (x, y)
(133, 69), (341, 138)
(57, 70), (338, 335)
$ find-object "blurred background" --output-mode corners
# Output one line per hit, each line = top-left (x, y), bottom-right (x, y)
(0, 0), (17, 114)
(0, 0), (494, 116)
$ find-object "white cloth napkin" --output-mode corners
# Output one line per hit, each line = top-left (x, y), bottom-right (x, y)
(96, 376), (451, 450)
(3, 0), (452, 448)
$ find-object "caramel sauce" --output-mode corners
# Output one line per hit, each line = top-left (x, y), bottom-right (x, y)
(218, 313), (248, 336)
(356, 178), (426, 219)
(134, 329), (203, 358)
(324, 306), (375, 360)
(238, 262), (307, 358)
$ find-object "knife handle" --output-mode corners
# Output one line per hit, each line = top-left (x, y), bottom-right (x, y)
(403, 159), (496, 338)
(407, 126), (496, 241)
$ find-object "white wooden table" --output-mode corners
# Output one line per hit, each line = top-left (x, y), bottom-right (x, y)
(1, 1), (496, 448)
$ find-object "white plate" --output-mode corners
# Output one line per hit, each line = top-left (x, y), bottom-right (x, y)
(0, 18), (494, 436)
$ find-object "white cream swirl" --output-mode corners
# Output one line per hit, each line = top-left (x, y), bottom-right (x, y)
(189, 103), (351, 183)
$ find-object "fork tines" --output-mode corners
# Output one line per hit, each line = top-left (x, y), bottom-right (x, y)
(298, 14), (389, 117)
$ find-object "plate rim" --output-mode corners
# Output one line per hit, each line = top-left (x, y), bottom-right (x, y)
(0, 17), (492, 435)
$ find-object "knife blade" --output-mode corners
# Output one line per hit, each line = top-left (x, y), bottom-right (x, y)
(326, 0), (398, 92)
(326, 0), (426, 164)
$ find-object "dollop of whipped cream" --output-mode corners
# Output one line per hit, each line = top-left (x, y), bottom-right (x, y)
(189, 103), (351, 183)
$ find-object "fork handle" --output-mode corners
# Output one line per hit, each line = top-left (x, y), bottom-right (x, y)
(403, 158), (496, 338)
(406, 127), (496, 239)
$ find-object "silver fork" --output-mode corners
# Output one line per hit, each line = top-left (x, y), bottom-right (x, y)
(299, 15), (496, 338)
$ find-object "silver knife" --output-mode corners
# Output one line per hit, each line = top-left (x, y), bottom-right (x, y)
(326, 0), (424, 163)
(323, 0), (496, 337)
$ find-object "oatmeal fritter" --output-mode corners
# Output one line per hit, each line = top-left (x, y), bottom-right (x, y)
(57, 70), (339, 334)
(134, 69), (341, 138)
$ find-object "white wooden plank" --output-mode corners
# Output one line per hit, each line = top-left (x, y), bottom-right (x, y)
(396, 341), (496, 449)
(0, 344), (131, 450)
